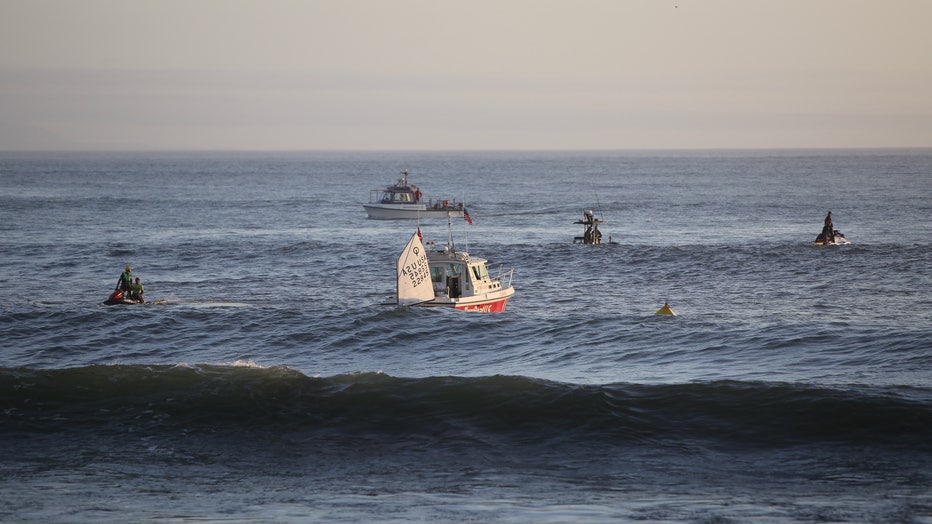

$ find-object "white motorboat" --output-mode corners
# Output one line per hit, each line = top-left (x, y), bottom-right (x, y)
(364, 170), (465, 220)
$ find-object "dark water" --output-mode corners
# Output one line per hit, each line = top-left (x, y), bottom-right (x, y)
(1, 150), (931, 522)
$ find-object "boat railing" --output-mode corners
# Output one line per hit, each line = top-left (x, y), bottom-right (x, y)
(494, 266), (515, 289)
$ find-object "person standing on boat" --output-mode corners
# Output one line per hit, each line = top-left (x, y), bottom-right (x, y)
(116, 265), (133, 294)
(581, 210), (602, 244)
(129, 277), (144, 302)
(822, 211), (834, 243)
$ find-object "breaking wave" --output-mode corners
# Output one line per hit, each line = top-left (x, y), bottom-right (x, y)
(3, 364), (929, 451)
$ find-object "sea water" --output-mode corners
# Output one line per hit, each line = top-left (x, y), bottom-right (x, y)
(1, 150), (930, 523)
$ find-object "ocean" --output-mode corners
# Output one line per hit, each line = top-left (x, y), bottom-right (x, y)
(1, 150), (930, 523)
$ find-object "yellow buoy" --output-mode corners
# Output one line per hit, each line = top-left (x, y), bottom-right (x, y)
(655, 301), (676, 316)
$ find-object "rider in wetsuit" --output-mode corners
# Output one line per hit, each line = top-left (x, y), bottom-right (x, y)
(821, 211), (834, 243)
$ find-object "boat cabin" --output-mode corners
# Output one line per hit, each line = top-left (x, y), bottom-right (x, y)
(428, 247), (507, 299)
(378, 186), (418, 204)
(368, 169), (424, 205)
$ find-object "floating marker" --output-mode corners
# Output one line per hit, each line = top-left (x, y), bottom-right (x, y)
(656, 301), (677, 316)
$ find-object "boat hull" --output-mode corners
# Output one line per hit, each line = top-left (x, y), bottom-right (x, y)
(417, 288), (514, 312)
(364, 204), (464, 220)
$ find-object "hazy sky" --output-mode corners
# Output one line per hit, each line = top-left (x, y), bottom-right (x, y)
(1, 0), (930, 150)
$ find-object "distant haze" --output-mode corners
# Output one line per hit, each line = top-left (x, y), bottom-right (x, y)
(1, 0), (930, 150)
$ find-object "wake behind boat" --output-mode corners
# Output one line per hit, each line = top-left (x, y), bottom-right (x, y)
(396, 227), (515, 312)
(364, 170), (465, 220)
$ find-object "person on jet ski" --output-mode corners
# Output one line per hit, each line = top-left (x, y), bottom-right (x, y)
(116, 265), (133, 294)
(129, 277), (144, 302)
(821, 211), (835, 243)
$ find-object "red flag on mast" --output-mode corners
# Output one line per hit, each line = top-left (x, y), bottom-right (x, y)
(463, 207), (473, 225)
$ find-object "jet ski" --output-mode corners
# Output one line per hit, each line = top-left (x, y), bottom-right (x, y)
(103, 289), (145, 305)
(815, 229), (850, 245)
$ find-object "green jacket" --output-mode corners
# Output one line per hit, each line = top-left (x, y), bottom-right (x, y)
(118, 271), (133, 290)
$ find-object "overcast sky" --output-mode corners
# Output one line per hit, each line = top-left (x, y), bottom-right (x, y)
(1, 0), (930, 150)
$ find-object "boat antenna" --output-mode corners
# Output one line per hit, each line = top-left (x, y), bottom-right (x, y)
(446, 211), (455, 251)
(462, 194), (469, 253)
(595, 191), (605, 222)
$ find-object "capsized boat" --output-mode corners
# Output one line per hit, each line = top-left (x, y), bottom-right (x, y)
(364, 170), (465, 220)
(815, 229), (850, 245)
(103, 289), (145, 305)
(396, 227), (515, 312)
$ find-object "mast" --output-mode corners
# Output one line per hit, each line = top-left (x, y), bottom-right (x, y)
(445, 211), (455, 251)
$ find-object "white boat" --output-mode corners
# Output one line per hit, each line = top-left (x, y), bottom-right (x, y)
(364, 170), (465, 220)
(396, 227), (515, 312)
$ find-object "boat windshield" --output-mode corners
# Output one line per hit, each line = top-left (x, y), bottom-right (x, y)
(431, 263), (463, 281)
(385, 191), (415, 203)
(471, 264), (489, 281)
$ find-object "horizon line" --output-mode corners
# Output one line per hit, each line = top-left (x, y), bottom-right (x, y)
(2, 146), (930, 154)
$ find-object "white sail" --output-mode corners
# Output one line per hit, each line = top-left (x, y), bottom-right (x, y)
(396, 231), (434, 306)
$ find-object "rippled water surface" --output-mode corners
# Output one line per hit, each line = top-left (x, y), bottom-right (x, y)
(1, 150), (930, 522)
